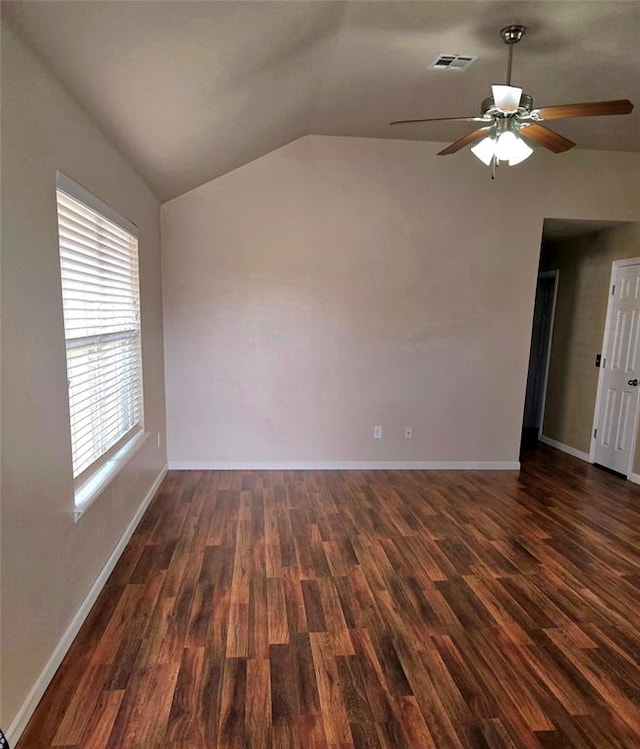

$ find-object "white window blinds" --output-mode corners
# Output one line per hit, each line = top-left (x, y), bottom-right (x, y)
(56, 174), (143, 481)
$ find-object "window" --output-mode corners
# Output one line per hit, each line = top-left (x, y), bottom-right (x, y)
(56, 173), (143, 495)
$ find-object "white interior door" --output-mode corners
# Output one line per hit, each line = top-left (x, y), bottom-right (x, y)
(593, 261), (640, 474)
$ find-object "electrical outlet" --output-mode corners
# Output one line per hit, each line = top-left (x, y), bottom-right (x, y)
(404, 426), (413, 439)
(373, 425), (383, 439)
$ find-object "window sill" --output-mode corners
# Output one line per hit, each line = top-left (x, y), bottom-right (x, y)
(73, 431), (150, 521)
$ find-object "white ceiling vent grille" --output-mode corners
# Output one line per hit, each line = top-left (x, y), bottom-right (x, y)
(429, 53), (477, 71)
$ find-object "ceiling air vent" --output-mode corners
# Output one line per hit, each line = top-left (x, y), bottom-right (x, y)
(429, 53), (477, 71)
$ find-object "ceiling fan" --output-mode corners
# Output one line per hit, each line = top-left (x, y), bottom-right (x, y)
(390, 25), (634, 171)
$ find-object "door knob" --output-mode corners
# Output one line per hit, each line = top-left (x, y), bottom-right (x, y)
(628, 379), (638, 386)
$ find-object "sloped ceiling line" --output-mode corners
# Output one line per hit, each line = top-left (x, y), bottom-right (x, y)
(3, 0), (639, 201)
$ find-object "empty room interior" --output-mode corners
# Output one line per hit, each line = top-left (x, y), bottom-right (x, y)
(2, 1), (640, 747)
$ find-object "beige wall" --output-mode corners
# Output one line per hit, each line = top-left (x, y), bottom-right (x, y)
(1, 25), (167, 730)
(161, 135), (640, 466)
(541, 223), (640, 460)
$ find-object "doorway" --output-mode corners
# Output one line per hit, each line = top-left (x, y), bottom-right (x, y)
(521, 271), (557, 451)
(522, 219), (638, 476)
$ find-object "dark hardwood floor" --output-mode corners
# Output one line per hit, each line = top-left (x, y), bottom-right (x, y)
(18, 446), (640, 748)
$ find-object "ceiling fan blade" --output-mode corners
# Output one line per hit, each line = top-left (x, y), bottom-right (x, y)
(438, 127), (492, 156)
(390, 116), (488, 125)
(532, 99), (633, 121)
(520, 123), (575, 153)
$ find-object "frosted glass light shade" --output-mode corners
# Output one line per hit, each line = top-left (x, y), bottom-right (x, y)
(492, 85), (522, 113)
(470, 136), (496, 165)
(506, 136), (533, 165)
(495, 131), (518, 160)
(494, 131), (534, 165)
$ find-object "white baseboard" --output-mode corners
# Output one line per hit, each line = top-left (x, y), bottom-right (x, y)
(627, 471), (640, 485)
(6, 465), (167, 747)
(539, 435), (591, 464)
(168, 460), (520, 471)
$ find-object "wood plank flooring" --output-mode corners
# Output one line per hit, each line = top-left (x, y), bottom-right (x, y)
(18, 447), (640, 748)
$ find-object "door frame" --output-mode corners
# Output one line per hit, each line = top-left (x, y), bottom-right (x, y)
(590, 257), (640, 476)
(537, 270), (559, 439)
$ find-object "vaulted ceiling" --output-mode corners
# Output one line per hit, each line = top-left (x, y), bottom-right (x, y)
(3, 1), (639, 201)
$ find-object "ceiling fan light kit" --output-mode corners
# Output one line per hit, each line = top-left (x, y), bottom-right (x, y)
(472, 130), (533, 167)
(390, 24), (634, 175)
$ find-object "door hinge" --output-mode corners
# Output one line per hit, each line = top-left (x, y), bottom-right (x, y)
(602, 358), (606, 369)
(594, 428), (598, 439)
(611, 284), (616, 295)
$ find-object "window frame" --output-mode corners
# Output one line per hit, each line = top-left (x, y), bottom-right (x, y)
(55, 172), (147, 519)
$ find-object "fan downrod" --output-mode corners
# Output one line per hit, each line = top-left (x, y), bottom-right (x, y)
(499, 24), (526, 85)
